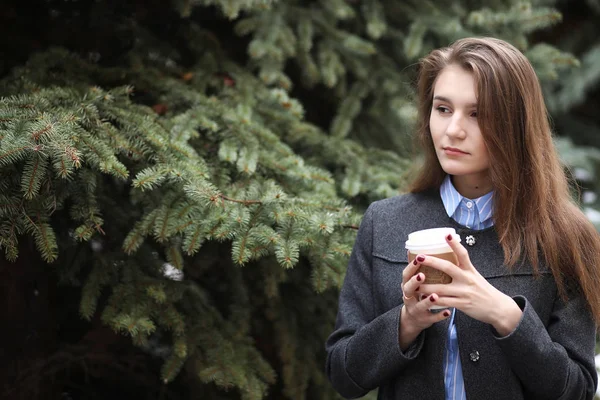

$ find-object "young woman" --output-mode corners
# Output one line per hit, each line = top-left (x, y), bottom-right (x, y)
(326, 37), (600, 400)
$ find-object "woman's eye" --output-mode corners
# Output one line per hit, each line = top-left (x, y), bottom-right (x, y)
(470, 111), (478, 118)
(436, 106), (450, 114)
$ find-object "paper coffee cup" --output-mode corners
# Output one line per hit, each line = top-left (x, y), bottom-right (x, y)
(405, 227), (460, 309)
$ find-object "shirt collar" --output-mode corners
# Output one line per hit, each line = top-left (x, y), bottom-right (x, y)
(440, 175), (494, 222)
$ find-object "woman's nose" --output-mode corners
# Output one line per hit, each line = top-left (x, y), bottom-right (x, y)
(445, 115), (467, 138)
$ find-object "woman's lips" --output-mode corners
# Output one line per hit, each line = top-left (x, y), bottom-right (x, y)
(443, 147), (469, 156)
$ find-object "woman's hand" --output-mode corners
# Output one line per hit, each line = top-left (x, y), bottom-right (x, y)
(399, 254), (451, 350)
(417, 234), (523, 336)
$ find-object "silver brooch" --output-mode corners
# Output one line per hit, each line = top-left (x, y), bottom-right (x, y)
(465, 235), (476, 246)
(469, 350), (480, 362)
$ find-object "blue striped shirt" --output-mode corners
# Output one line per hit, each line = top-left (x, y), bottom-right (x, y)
(440, 175), (494, 400)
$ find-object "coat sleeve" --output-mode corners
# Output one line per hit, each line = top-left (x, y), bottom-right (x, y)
(494, 293), (598, 400)
(325, 203), (425, 399)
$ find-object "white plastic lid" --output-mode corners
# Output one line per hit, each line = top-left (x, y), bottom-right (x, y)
(405, 227), (461, 251)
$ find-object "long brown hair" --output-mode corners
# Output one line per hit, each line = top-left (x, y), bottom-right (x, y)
(409, 37), (600, 323)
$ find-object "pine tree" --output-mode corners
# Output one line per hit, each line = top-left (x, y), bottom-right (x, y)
(0, 1), (598, 399)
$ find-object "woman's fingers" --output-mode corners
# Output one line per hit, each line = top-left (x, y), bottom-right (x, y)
(414, 254), (461, 279)
(445, 233), (473, 270)
(401, 256), (452, 327)
(419, 283), (460, 297)
(405, 292), (451, 323)
(402, 272), (424, 301)
(402, 257), (422, 284)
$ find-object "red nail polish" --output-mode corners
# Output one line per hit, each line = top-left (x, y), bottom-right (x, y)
(429, 295), (435, 302)
(416, 274), (422, 282)
(443, 311), (450, 317)
(413, 259), (418, 265)
(416, 255), (425, 262)
(446, 234), (453, 241)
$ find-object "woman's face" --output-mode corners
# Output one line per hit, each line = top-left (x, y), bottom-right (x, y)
(429, 64), (490, 187)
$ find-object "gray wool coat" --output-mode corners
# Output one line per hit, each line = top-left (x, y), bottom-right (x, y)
(325, 192), (598, 399)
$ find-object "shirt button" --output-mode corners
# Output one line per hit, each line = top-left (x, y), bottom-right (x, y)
(469, 350), (480, 362)
(466, 201), (473, 209)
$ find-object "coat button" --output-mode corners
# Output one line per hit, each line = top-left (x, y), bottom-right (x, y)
(465, 235), (476, 246)
(469, 350), (480, 362)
